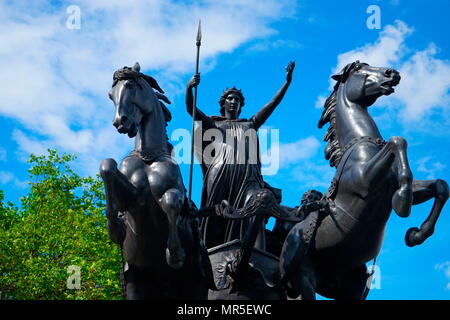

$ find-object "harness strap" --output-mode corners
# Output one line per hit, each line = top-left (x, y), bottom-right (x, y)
(130, 149), (171, 164)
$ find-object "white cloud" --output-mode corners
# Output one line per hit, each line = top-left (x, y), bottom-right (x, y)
(416, 156), (446, 180)
(262, 136), (331, 189)
(277, 136), (321, 168)
(321, 20), (450, 126)
(263, 136), (333, 193)
(291, 160), (334, 191)
(395, 45), (450, 122)
(0, 171), (28, 189)
(334, 20), (412, 76)
(248, 39), (303, 52)
(0, 0), (297, 175)
(315, 95), (327, 109)
(12, 130), (49, 160)
(435, 261), (450, 290)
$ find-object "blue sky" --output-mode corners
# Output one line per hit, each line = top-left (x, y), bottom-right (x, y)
(0, 0), (449, 299)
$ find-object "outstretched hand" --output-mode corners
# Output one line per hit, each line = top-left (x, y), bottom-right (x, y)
(286, 61), (295, 83)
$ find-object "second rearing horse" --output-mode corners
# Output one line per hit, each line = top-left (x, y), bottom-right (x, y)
(100, 63), (211, 299)
(279, 61), (449, 300)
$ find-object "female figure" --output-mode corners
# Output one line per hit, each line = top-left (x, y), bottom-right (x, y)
(185, 62), (295, 249)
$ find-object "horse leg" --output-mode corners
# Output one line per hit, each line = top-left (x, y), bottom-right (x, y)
(294, 257), (316, 300)
(390, 137), (413, 217)
(361, 137), (413, 217)
(100, 158), (138, 213)
(124, 265), (146, 300)
(100, 158), (137, 244)
(405, 179), (449, 247)
(334, 264), (369, 300)
(158, 188), (186, 269)
(280, 215), (318, 300)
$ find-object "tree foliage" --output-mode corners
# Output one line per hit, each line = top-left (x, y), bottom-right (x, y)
(0, 149), (122, 299)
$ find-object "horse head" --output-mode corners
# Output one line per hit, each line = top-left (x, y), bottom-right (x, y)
(109, 62), (169, 138)
(318, 61), (402, 166)
(332, 61), (401, 107)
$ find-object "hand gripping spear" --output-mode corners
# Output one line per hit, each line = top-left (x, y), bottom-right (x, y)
(188, 21), (202, 202)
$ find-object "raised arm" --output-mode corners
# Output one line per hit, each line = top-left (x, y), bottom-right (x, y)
(251, 61), (295, 129)
(186, 73), (214, 127)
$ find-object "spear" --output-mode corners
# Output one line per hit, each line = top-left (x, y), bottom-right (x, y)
(188, 20), (202, 202)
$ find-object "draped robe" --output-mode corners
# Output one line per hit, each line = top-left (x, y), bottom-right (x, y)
(195, 116), (267, 248)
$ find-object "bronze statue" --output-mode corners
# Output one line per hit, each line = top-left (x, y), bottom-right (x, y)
(99, 32), (449, 300)
(100, 63), (212, 299)
(279, 61), (449, 300)
(185, 61), (295, 250)
(185, 62), (295, 299)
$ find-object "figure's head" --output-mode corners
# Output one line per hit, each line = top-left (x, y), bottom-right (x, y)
(109, 62), (165, 137)
(219, 87), (245, 119)
(332, 61), (401, 106)
(301, 189), (323, 205)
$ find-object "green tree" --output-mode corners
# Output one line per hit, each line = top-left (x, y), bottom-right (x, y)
(0, 149), (122, 299)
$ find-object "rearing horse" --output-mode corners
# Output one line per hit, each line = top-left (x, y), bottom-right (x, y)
(279, 61), (449, 300)
(100, 63), (211, 299)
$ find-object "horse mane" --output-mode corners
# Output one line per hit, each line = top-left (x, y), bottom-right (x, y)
(318, 61), (366, 168)
(159, 101), (174, 153)
(318, 85), (342, 168)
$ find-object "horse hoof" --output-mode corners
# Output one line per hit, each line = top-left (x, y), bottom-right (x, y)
(166, 247), (186, 269)
(392, 187), (413, 218)
(405, 227), (421, 247)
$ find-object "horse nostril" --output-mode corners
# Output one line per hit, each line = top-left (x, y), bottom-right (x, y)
(385, 69), (393, 77)
(113, 115), (129, 128)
